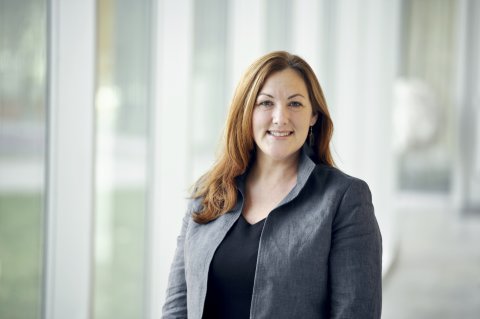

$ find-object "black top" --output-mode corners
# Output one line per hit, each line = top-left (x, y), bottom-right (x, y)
(202, 214), (266, 319)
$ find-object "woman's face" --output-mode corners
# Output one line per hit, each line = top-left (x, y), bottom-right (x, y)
(252, 68), (317, 163)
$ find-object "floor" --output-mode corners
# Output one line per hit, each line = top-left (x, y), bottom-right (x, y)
(382, 203), (480, 319)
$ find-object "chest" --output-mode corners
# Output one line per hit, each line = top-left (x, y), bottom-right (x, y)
(184, 197), (334, 283)
(242, 180), (296, 224)
(183, 177), (342, 318)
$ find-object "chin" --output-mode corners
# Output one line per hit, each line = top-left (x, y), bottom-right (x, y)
(260, 148), (301, 162)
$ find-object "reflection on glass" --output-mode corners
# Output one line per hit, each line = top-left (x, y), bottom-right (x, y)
(396, 0), (456, 192)
(0, 0), (47, 318)
(94, 0), (151, 318)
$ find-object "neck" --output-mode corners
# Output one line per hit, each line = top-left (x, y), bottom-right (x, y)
(248, 151), (300, 186)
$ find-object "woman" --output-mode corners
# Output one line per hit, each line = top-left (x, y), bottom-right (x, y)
(162, 51), (382, 319)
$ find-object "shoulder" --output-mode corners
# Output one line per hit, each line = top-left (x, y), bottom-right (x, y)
(189, 196), (203, 211)
(310, 166), (377, 231)
(309, 164), (371, 197)
(303, 165), (374, 219)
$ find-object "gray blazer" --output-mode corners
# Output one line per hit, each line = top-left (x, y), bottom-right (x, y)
(162, 148), (382, 318)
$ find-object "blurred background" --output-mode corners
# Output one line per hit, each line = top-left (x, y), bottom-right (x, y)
(0, 0), (479, 318)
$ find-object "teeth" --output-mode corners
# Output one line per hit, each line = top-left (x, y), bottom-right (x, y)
(269, 131), (291, 137)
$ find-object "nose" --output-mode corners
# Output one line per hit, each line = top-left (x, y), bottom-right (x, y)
(272, 104), (289, 125)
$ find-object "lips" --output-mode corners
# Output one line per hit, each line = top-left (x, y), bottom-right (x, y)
(267, 130), (293, 137)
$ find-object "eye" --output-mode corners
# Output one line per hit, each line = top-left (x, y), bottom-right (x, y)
(288, 101), (303, 107)
(257, 100), (273, 107)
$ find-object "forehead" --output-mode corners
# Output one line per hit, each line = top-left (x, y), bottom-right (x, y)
(260, 68), (308, 94)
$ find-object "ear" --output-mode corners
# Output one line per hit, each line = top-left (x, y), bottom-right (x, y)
(310, 113), (318, 126)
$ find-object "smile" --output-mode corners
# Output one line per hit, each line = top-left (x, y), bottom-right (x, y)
(268, 130), (293, 137)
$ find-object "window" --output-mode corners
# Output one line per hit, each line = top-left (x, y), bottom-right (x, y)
(0, 1), (47, 318)
(94, 0), (152, 318)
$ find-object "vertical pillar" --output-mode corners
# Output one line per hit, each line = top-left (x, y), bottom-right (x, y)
(291, 0), (336, 121)
(147, 0), (193, 317)
(44, 0), (96, 318)
(227, 0), (265, 93)
(329, 0), (402, 275)
(453, 0), (480, 213)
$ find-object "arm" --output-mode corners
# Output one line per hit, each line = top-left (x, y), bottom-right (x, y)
(329, 179), (382, 319)
(161, 206), (193, 319)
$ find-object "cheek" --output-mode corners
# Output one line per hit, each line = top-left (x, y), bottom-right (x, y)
(296, 116), (313, 131)
(251, 114), (261, 142)
(252, 112), (267, 133)
(298, 126), (309, 138)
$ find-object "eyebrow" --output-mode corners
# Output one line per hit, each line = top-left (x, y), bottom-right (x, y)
(258, 93), (306, 99)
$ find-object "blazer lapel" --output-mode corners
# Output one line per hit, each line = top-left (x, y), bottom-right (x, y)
(185, 200), (243, 317)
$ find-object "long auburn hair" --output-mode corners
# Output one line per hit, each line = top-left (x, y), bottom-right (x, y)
(192, 51), (334, 224)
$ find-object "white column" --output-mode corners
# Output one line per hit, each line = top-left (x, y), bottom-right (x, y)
(44, 0), (96, 318)
(330, 0), (363, 171)
(147, 0), (193, 317)
(452, 0), (480, 212)
(360, 0), (401, 276)
(227, 0), (266, 93)
(329, 0), (401, 276)
(291, 0), (322, 74)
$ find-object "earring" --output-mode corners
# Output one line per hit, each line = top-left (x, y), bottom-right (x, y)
(309, 126), (314, 147)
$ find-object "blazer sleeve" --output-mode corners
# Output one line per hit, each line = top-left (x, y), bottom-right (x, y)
(161, 205), (193, 319)
(329, 178), (382, 319)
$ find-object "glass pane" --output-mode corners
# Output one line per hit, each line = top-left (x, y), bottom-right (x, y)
(0, 0), (47, 318)
(395, 0), (457, 192)
(93, 0), (151, 318)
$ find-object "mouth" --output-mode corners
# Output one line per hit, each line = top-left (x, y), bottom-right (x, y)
(267, 130), (293, 137)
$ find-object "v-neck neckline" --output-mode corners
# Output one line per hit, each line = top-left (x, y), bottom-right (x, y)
(240, 213), (266, 227)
